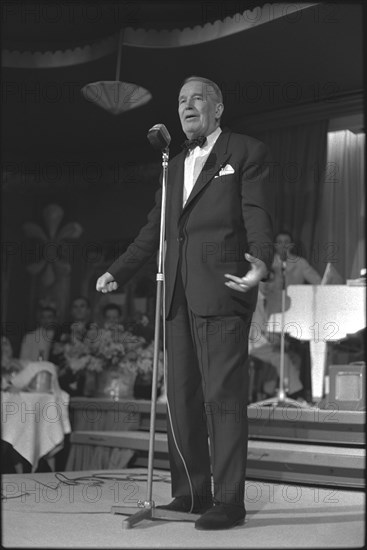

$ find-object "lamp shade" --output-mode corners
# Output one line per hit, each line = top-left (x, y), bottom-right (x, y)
(81, 81), (152, 115)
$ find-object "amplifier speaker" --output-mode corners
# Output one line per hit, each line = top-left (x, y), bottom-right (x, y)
(326, 363), (365, 411)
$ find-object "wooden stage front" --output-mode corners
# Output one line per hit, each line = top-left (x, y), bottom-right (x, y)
(67, 398), (365, 489)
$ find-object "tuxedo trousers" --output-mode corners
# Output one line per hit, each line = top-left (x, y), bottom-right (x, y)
(165, 272), (252, 507)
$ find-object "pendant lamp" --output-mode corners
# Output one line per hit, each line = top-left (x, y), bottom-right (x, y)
(81, 29), (152, 115)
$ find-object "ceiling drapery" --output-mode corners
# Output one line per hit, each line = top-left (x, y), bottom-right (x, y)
(2, 3), (316, 68)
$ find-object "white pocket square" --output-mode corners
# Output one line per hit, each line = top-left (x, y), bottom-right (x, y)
(215, 164), (235, 178)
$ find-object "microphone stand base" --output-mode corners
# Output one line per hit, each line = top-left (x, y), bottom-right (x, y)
(253, 392), (312, 409)
(111, 503), (200, 529)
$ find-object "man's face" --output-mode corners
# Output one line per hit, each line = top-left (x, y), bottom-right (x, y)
(104, 309), (120, 327)
(71, 299), (90, 322)
(39, 310), (56, 329)
(275, 234), (293, 257)
(178, 80), (223, 139)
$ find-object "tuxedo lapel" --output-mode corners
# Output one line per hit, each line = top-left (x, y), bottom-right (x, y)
(181, 131), (232, 215)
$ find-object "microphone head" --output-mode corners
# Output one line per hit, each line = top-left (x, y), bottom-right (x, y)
(147, 124), (171, 150)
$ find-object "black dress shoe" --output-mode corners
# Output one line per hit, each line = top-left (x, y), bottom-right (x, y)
(195, 503), (246, 530)
(156, 496), (212, 514)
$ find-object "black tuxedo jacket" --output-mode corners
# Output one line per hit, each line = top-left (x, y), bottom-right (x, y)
(108, 130), (274, 317)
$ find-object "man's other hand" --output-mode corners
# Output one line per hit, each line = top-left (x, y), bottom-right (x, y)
(224, 253), (267, 293)
(96, 272), (119, 293)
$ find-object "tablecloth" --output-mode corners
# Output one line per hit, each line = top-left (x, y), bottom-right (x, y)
(1, 389), (71, 471)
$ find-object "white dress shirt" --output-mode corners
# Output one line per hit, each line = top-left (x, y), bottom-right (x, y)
(183, 127), (222, 207)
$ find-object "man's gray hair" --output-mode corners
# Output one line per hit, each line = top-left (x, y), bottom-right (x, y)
(180, 76), (223, 104)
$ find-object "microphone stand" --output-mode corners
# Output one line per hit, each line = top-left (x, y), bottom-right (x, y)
(253, 256), (310, 409)
(110, 147), (199, 528)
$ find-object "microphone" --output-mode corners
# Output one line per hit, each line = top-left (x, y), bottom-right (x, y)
(147, 124), (171, 151)
(280, 249), (287, 269)
(280, 250), (287, 290)
(280, 249), (287, 262)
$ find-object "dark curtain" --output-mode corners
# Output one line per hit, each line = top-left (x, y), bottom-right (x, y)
(255, 120), (329, 271)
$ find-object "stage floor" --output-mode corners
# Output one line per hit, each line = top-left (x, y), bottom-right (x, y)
(1, 468), (365, 548)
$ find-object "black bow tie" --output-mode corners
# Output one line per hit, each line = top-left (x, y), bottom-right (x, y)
(182, 136), (207, 151)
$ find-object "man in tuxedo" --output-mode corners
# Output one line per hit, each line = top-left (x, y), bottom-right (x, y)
(96, 76), (273, 530)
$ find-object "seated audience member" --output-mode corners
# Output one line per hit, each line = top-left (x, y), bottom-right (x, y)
(51, 296), (93, 349)
(102, 303), (123, 328)
(50, 296), (94, 395)
(66, 295), (93, 340)
(19, 306), (57, 362)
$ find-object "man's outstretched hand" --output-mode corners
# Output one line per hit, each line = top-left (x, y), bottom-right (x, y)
(96, 272), (119, 293)
(224, 253), (267, 293)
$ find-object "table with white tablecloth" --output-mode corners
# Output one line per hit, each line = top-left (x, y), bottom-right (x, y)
(1, 389), (71, 471)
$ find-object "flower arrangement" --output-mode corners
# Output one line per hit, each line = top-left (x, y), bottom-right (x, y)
(51, 320), (165, 398)
(136, 341), (164, 381)
(55, 324), (143, 374)
(52, 323), (163, 378)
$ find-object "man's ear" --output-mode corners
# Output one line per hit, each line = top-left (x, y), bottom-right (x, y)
(216, 102), (224, 120)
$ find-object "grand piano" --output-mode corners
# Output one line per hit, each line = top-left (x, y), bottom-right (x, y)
(267, 285), (366, 401)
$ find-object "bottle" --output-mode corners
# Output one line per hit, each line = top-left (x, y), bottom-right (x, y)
(35, 350), (52, 392)
(284, 376), (289, 395)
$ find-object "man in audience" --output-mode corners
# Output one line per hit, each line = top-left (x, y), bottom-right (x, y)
(20, 306), (57, 362)
(51, 296), (92, 347)
(102, 303), (123, 328)
(68, 296), (93, 340)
